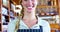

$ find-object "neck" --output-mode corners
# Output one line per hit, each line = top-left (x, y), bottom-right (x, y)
(23, 10), (36, 20)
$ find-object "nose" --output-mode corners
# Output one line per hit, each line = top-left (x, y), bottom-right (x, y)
(28, 0), (32, 6)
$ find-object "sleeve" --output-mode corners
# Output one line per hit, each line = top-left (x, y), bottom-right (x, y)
(43, 21), (51, 32)
(7, 19), (17, 32)
(38, 18), (51, 32)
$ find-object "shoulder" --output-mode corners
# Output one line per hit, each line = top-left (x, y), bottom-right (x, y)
(8, 18), (19, 29)
(8, 18), (18, 25)
(8, 18), (20, 32)
(38, 17), (49, 26)
(38, 17), (51, 32)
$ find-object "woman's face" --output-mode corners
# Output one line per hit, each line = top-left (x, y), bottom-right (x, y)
(22, 0), (38, 13)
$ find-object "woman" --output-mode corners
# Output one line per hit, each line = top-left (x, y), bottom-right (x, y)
(8, 0), (51, 32)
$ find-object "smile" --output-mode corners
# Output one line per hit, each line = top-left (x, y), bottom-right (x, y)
(26, 4), (35, 10)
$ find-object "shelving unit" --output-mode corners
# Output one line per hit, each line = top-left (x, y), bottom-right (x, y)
(37, 0), (58, 16)
(58, 0), (60, 30)
(0, 0), (18, 32)
(37, 0), (60, 32)
(36, 0), (60, 25)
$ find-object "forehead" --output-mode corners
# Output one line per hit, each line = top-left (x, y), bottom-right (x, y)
(21, 0), (35, 1)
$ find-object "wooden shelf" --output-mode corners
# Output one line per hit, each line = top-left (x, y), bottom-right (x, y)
(37, 5), (58, 8)
(39, 13), (58, 17)
(50, 24), (60, 32)
(2, 4), (8, 9)
(50, 24), (60, 29)
(10, 9), (14, 12)
(10, 0), (17, 5)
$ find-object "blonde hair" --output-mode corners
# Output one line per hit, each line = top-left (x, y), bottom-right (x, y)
(14, 0), (23, 32)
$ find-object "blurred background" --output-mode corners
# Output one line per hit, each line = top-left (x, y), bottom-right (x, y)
(0, 0), (60, 32)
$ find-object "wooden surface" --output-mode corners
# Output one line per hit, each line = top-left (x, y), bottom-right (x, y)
(50, 24), (60, 32)
(50, 24), (60, 29)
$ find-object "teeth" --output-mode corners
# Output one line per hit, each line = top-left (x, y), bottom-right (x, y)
(27, 5), (34, 8)
(27, 7), (32, 8)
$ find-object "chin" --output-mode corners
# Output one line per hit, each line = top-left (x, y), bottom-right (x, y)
(27, 10), (32, 13)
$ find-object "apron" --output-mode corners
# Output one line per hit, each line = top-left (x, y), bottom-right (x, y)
(17, 26), (43, 32)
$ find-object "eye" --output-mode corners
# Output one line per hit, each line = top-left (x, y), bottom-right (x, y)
(24, 0), (28, 1)
(31, 0), (34, 1)
(31, 0), (33, 1)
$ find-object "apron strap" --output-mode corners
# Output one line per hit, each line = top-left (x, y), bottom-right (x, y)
(39, 26), (43, 32)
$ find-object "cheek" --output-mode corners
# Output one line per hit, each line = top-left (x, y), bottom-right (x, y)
(22, 2), (27, 7)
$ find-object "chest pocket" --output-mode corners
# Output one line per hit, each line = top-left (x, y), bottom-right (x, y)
(17, 26), (43, 32)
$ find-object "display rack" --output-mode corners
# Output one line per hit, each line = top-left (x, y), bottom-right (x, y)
(37, 0), (58, 16)
(0, 0), (18, 32)
(37, 0), (60, 32)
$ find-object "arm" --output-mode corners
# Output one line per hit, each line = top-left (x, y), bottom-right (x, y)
(7, 19), (17, 32)
(43, 21), (51, 32)
(38, 18), (51, 32)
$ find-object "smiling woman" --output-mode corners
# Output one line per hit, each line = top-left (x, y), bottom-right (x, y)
(8, 0), (51, 32)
